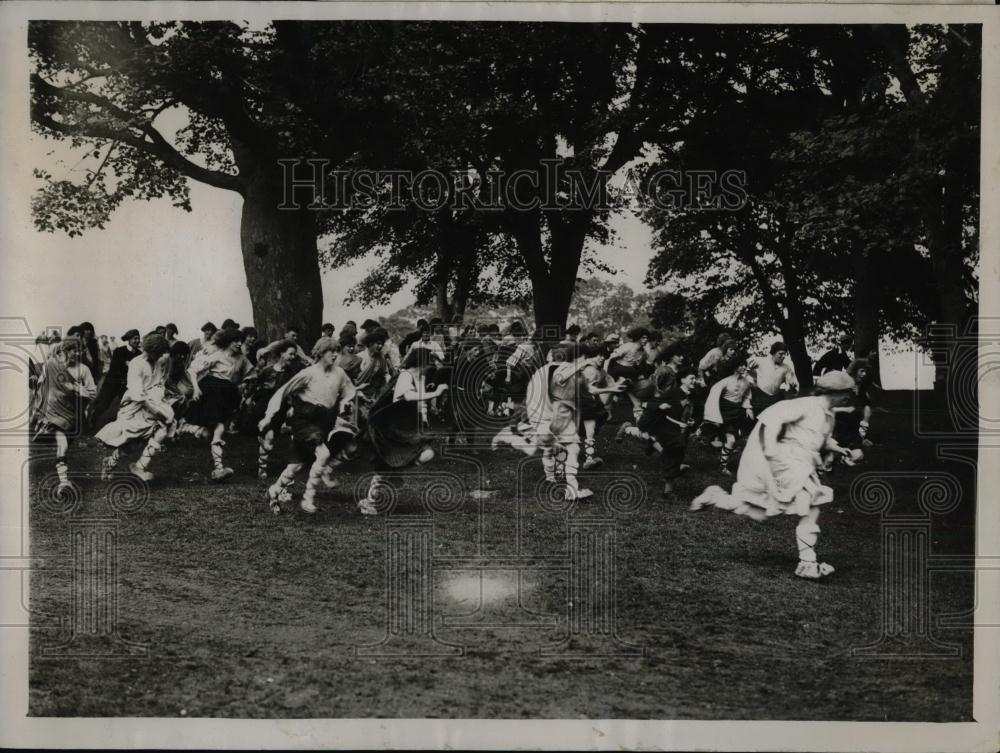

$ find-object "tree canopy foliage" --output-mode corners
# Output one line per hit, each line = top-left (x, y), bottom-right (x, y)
(30, 21), (979, 379)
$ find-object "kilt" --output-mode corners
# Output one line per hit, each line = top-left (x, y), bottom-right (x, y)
(287, 396), (339, 463)
(750, 385), (784, 415)
(241, 387), (279, 435)
(607, 362), (641, 382)
(719, 397), (750, 435)
(367, 378), (428, 468)
(579, 395), (609, 425)
(186, 376), (240, 427)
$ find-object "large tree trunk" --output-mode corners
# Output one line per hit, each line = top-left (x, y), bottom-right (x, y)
(451, 235), (477, 321)
(240, 166), (323, 344)
(876, 26), (974, 392)
(529, 218), (586, 336)
(434, 281), (452, 322)
(924, 189), (972, 392)
(530, 280), (575, 335)
(853, 248), (881, 383)
(775, 245), (814, 391)
(778, 317), (813, 393)
(737, 229), (814, 390)
(509, 212), (571, 336)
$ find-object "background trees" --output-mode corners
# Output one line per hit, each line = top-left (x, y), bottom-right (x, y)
(31, 21), (979, 378)
(641, 24), (979, 387)
(30, 21), (397, 342)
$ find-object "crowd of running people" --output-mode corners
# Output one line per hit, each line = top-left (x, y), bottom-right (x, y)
(28, 317), (877, 579)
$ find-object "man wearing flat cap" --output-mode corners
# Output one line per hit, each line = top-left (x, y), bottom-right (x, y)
(91, 328), (142, 428)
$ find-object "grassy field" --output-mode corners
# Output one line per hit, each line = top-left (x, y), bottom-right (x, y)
(27, 391), (975, 719)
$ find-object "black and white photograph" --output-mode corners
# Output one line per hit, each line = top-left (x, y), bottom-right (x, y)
(0, 1), (997, 750)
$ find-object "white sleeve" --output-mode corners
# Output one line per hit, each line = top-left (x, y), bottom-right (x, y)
(125, 359), (149, 402)
(77, 366), (97, 399)
(393, 371), (415, 401)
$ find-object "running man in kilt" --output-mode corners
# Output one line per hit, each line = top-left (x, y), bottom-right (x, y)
(247, 339), (307, 480)
(359, 347), (447, 515)
(748, 341), (798, 415)
(574, 342), (626, 469)
(31, 337), (97, 498)
(491, 356), (600, 501)
(702, 357), (754, 475)
(260, 337), (358, 515)
(183, 327), (256, 481)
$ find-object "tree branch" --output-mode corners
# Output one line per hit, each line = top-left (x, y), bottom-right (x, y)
(33, 74), (243, 193)
(598, 30), (656, 177)
(86, 141), (118, 187)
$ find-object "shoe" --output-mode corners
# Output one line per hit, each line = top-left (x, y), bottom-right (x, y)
(257, 468), (269, 482)
(689, 492), (711, 512)
(582, 456), (603, 470)
(130, 463), (154, 482)
(100, 457), (117, 481)
(211, 467), (234, 482)
(720, 467), (733, 477)
(679, 463), (691, 473)
(795, 561), (835, 580)
(357, 498), (378, 516)
(265, 487), (282, 515)
(572, 488), (594, 501)
(55, 481), (75, 500)
(321, 468), (341, 489)
(300, 498), (318, 514)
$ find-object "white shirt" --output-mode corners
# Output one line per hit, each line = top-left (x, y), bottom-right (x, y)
(752, 356), (798, 395)
(410, 339), (445, 362)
